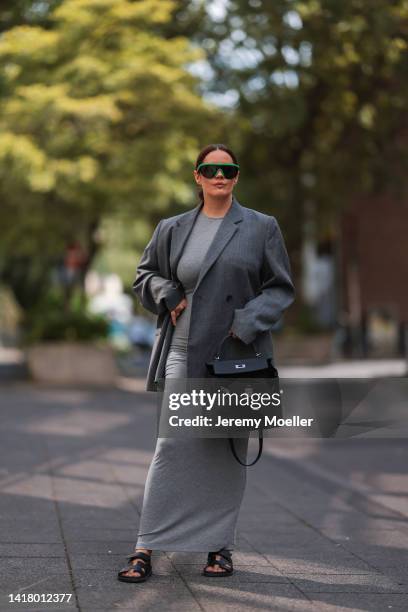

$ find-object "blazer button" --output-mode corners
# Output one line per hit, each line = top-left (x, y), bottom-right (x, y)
(226, 295), (232, 302)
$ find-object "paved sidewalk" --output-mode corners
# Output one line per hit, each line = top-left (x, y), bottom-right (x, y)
(0, 381), (407, 611)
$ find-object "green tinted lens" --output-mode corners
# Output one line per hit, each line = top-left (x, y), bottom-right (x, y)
(221, 165), (239, 179)
(197, 163), (239, 179)
(199, 164), (218, 178)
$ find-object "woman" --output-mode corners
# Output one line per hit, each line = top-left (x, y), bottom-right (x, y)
(117, 143), (295, 583)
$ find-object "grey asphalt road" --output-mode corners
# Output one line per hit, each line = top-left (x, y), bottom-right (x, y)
(0, 380), (407, 612)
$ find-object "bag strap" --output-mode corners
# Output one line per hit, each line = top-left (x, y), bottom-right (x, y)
(229, 432), (263, 467)
(215, 334), (262, 360)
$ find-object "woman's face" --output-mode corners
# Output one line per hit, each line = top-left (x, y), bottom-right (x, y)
(193, 150), (239, 201)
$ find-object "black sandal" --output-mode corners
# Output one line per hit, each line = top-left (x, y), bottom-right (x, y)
(202, 547), (233, 577)
(117, 551), (153, 583)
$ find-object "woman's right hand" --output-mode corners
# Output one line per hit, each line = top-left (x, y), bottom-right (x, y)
(170, 297), (187, 326)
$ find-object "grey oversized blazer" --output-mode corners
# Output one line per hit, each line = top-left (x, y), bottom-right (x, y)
(132, 196), (295, 392)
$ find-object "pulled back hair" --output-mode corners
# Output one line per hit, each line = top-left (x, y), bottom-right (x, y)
(195, 144), (239, 204)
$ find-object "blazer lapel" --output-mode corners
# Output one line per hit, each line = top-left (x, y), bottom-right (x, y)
(169, 202), (203, 279)
(194, 196), (243, 292)
(169, 196), (243, 288)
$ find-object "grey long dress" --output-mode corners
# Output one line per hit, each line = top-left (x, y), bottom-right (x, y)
(135, 210), (249, 552)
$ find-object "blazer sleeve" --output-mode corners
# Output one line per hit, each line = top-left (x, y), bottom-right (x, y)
(132, 220), (185, 315)
(230, 216), (295, 344)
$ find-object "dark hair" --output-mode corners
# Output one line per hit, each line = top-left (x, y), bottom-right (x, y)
(195, 143), (239, 204)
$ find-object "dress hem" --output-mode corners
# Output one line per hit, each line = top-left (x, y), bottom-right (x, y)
(135, 542), (235, 553)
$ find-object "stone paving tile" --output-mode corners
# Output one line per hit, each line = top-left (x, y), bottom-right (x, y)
(375, 566), (408, 586)
(220, 551), (272, 566)
(238, 507), (302, 524)
(0, 557), (68, 575)
(173, 564), (290, 583)
(66, 540), (137, 555)
(338, 543), (408, 567)
(0, 521), (61, 544)
(316, 523), (408, 542)
(49, 480), (130, 509)
(285, 572), (406, 593)
(61, 526), (139, 542)
(262, 554), (374, 575)
(0, 473), (54, 500)
(0, 501), (57, 515)
(0, 508), (58, 521)
(157, 551), (208, 564)
(242, 532), (333, 548)
(1, 384), (408, 611)
(0, 543), (66, 557)
(185, 582), (315, 612)
(310, 592), (408, 610)
(231, 534), (262, 551)
(61, 515), (138, 529)
(0, 568), (72, 592)
(242, 538), (372, 568)
(76, 581), (202, 610)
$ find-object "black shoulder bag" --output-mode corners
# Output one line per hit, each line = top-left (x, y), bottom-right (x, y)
(206, 335), (281, 467)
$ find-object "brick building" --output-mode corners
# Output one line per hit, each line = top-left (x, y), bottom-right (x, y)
(339, 194), (408, 357)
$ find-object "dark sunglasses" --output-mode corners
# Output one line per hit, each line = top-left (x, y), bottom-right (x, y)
(197, 162), (240, 179)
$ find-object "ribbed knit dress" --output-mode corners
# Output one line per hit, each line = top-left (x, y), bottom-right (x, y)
(134, 210), (249, 552)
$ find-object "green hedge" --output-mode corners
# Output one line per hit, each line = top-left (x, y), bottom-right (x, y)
(23, 291), (110, 344)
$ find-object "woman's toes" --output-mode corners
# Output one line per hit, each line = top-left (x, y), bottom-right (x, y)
(206, 555), (226, 572)
(127, 559), (145, 577)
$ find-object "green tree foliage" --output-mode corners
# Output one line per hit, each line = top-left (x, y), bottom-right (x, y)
(0, 0), (217, 310)
(190, 0), (408, 279)
(0, 1), (60, 32)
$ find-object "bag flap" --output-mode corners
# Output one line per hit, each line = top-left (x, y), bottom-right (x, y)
(208, 357), (273, 376)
